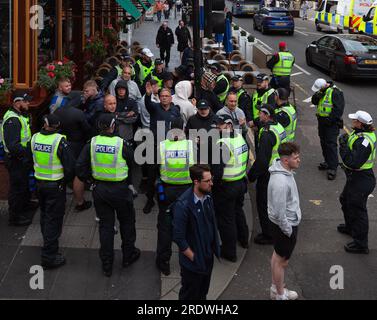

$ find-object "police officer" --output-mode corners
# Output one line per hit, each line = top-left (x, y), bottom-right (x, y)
(151, 58), (167, 89)
(211, 114), (249, 262)
(229, 75), (251, 119)
(249, 73), (276, 149)
(156, 118), (194, 275)
(248, 104), (287, 245)
(0, 93), (38, 226)
(76, 113), (140, 277)
(134, 48), (155, 95)
(31, 114), (75, 269)
(274, 88), (297, 142)
(311, 78), (345, 180)
(210, 63), (230, 104)
(338, 111), (376, 254)
(267, 42), (295, 93)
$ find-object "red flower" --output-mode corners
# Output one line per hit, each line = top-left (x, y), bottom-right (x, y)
(48, 72), (55, 78)
(63, 57), (70, 63)
(57, 61), (63, 66)
(47, 64), (56, 71)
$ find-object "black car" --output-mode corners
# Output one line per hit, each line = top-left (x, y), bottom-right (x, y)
(306, 34), (377, 81)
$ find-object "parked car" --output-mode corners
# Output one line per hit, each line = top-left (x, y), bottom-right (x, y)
(306, 34), (377, 80)
(253, 7), (295, 35)
(231, 0), (260, 17)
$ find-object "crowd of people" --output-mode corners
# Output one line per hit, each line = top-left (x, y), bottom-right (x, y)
(1, 26), (375, 301)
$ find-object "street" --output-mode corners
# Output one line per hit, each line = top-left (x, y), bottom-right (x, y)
(220, 13), (377, 300)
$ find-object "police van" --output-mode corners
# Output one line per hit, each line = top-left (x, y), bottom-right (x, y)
(315, 0), (377, 36)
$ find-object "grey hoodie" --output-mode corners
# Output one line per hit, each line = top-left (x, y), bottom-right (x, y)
(268, 159), (302, 237)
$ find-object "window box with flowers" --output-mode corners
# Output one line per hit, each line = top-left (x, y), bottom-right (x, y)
(0, 76), (12, 106)
(37, 58), (77, 93)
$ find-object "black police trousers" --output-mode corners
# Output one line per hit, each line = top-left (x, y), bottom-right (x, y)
(179, 262), (213, 301)
(271, 76), (291, 95)
(340, 171), (376, 248)
(5, 158), (31, 222)
(256, 172), (273, 238)
(37, 180), (66, 263)
(318, 118), (339, 170)
(157, 183), (191, 263)
(93, 181), (136, 265)
(160, 46), (171, 66)
(213, 179), (249, 259)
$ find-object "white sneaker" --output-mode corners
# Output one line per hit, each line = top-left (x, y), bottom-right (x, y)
(270, 286), (298, 300)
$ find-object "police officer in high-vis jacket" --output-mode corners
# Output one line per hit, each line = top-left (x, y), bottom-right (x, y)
(210, 63), (230, 104)
(134, 48), (155, 95)
(211, 114), (250, 262)
(156, 118), (194, 275)
(274, 88), (297, 142)
(0, 93), (38, 226)
(311, 78), (345, 180)
(76, 113), (140, 277)
(31, 114), (75, 269)
(338, 111), (376, 254)
(267, 42), (295, 94)
(248, 104), (287, 245)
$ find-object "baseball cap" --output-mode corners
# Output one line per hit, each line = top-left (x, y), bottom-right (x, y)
(155, 58), (163, 65)
(120, 53), (132, 61)
(13, 93), (33, 103)
(231, 75), (244, 82)
(197, 99), (210, 109)
(142, 48), (154, 58)
(97, 113), (116, 129)
(256, 73), (269, 83)
(209, 63), (222, 73)
(202, 71), (217, 84)
(311, 78), (327, 92)
(348, 111), (373, 125)
(212, 114), (234, 127)
(43, 114), (60, 127)
(260, 104), (276, 117)
(279, 41), (287, 48)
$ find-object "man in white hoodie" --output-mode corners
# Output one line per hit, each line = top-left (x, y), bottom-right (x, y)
(172, 80), (196, 125)
(268, 142), (301, 300)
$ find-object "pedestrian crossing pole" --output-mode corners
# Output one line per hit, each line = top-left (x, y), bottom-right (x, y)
(192, 0), (203, 95)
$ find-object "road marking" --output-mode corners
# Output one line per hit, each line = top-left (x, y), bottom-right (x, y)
(303, 97), (312, 103)
(295, 29), (309, 36)
(294, 64), (311, 76)
(256, 39), (273, 51)
(291, 72), (303, 77)
(296, 27), (308, 30)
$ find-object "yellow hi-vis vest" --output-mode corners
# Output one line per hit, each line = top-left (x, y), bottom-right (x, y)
(217, 134), (248, 182)
(259, 122), (287, 165)
(136, 60), (155, 84)
(275, 104), (297, 142)
(345, 131), (376, 170)
(272, 52), (294, 76)
(217, 74), (230, 103)
(0, 109), (32, 153)
(90, 135), (128, 182)
(160, 139), (194, 185)
(252, 89), (275, 121)
(31, 133), (65, 181)
(317, 87), (339, 118)
(152, 72), (164, 88)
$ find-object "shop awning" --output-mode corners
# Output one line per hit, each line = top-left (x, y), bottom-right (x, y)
(137, 0), (149, 11)
(116, 0), (142, 19)
(145, 0), (155, 5)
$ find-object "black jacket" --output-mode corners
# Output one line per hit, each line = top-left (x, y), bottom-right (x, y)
(275, 102), (292, 129)
(156, 26), (175, 48)
(34, 129), (76, 182)
(2, 108), (31, 161)
(311, 82), (344, 122)
(248, 120), (277, 182)
(175, 25), (191, 45)
(196, 89), (223, 113)
(213, 77), (229, 96)
(75, 132), (134, 183)
(185, 110), (216, 133)
(100, 65), (119, 92)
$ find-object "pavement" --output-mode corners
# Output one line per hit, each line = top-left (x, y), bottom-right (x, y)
(220, 4), (377, 300)
(0, 11), (254, 300)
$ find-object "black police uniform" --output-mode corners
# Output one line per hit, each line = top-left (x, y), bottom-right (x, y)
(34, 129), (76, 267)
(212, 131), (249, 261)
(248, 120), (278, 244)
(339, 129), (376, 251)
(76, 132), (139, 274)
(2, 107), (35, 225)
(312, 83), (345, 176)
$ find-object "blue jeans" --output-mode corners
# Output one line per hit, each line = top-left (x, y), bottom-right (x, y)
(157, 11), (162, 22)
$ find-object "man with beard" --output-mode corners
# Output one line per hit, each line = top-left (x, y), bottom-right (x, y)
(173, 164), (220, 300)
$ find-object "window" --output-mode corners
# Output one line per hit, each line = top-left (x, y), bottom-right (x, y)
(317, 37), (331, 47)
(327, 38), (341, 51)
(0, 0), (11, 78)
(343, 36), (377, 53)
(38, 0), (57, 67)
